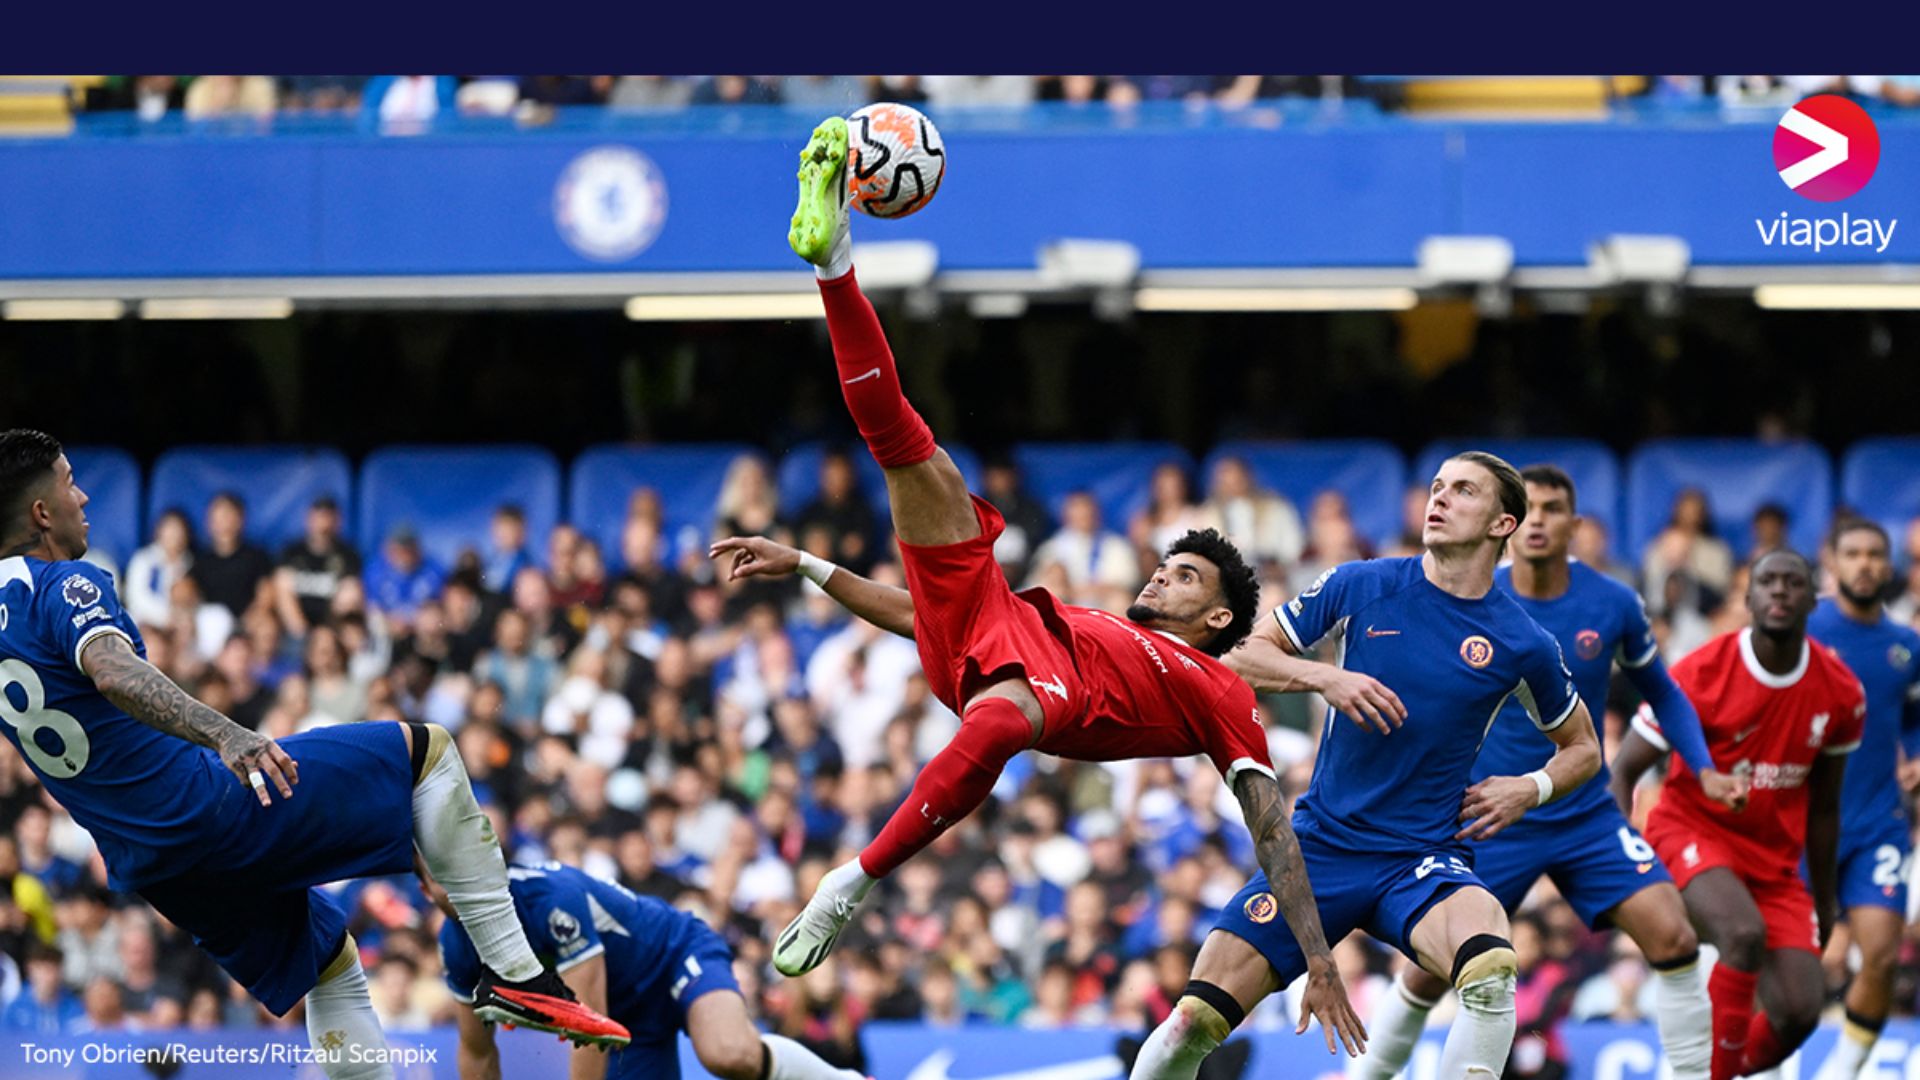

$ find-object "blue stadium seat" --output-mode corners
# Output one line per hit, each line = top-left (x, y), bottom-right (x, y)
(65, 446), (141, 568)
(1013, 443), (1194, 531)
(775, 443), (982, 524)
(148, 447), (353, 553)
(1207, 440), (1406, 552)
(359, 446), (561, 571)
(571, 444), (757, 567)
(1412, 439), (1623, 559)
(1626, 440), (1833, 562)
(1840, 437), (1920, 554)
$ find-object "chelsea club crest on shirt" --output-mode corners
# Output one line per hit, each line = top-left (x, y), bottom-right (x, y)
(553, 146), (669, 262)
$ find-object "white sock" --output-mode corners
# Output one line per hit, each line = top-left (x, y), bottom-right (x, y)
(1130, 1000), (1223, 1080)
(411, 730), (541, 982)
(814, 233), (853, 282)
(1436, 973), (1515, 1079)
(763, 1033), (866, 1080)
(1811, 1016), (1880, 1080)
(1349, 973), (1439, 1079)
(820, 857), (877, 906)
(1652, 958), (1713, 1080)
(305, 941), (393, 1080)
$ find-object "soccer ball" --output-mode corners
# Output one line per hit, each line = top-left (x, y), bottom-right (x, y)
(846, 103), (946, 219)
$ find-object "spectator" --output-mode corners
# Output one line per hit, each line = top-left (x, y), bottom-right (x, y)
(1196, 456), (1306, 568)
(790, 449), (877, 574)
(691, 77), (782, 106)
(1643, 488), (1734, 609)
(14, 806), (82, 900)
(1749, 502), (1790, 560)
(1291, 490), (1371, 594)
(609, 76), (695, 110)
(477, 609), (558, 733)
(189, 492), (273, 620)
(1571, 517), (1633, 586)
(517, 75), (612, 107)
(302, 623), (366, 726)
(1045, 882), (1123, 1011)
(1029, 492), (1136, 603)
(0, 834), (56, 945)
(57, 885), (121, 989)
(923, 76), (1036, 108)
(1128, 463), (1205, 571)
(540, 647), (635, 770)
(782, 76), (868, 109)
(3, 944), (81, 1034)
(114, 918), (186, 1026)
(867, 76), (930, 105)
(715, 454), (781, 541)
(482, 505), (535, 595)
(274, 495), (362, 638)
(124, 509), (193, 629)
(362, 75), (456, 133)
(365, 526), (445, 629)
(776, 961), (868, 1072)
(182, 76), (276, 120)
(1883, 75), (1920, 107)
(979, 455), (1054, 582)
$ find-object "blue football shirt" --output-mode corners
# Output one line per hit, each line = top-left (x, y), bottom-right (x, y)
(1807, 598), (1920, 836)
(1275, 557), (1579, 853)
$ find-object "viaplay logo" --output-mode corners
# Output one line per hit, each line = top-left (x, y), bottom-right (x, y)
(1758, 95), (1895, 254)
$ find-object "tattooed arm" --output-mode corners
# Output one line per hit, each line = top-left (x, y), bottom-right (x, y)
(81, 633), (299, 806)
(1232, 769), (1367, 1055)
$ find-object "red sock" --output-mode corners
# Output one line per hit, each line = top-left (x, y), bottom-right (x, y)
(817, 269), (936, 468)
(1707, 965), (1758, 1080)
(859, 697), (1031, 878)
(1739, 1013), (1790, 1075)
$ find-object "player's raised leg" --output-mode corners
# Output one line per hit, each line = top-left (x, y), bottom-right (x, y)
(1813, 905), (1904, 1080)
(1606, 883), (1712, 1080)
(776, 685), (1040, 976)
(1132, 929), (1281, 1079)
(404, 722), (628, 1047)
(1407, 888), (1518, 1078)
(686, 990), (869, 1080)
(790, 115), (976, 548)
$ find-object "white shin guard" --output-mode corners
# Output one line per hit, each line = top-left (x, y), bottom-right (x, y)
(1130, 998), (1226, 1080)
(410, 727), (541, 982)
(1348, 973), (1440, 1080)
(1651, 958), (1713, 1080)
(1437, 973), (1516, 1079)
(305, 939), (393, 1080)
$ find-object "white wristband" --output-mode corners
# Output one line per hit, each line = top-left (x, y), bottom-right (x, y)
(796, 551), (837, 588)
(1525, 769), (1554, 807)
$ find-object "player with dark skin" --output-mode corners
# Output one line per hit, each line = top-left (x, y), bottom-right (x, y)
(1611, 550), (1841, 1063)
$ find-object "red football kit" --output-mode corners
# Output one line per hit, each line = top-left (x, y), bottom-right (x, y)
(1636, 627), (1864, 953)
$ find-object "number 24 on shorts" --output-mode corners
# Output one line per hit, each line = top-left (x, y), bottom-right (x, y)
(1415, 855), (1471, 880)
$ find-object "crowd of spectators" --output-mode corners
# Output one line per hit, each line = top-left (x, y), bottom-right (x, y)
(1, 448), (1917, 1078)
(71, 75), (1920, 129)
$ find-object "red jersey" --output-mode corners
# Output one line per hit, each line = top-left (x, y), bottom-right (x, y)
(1041, 603), (1274, 788)
(1636, 628), (1864, 860)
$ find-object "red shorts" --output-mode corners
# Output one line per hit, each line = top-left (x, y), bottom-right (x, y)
(1645, 808), (1820, 954)
(896, 495), (1086, 730)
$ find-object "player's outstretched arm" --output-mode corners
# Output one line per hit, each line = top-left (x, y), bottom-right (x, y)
(1807, 753), (1845, 948)
(81, 633), (298, 806)
(1606, 727), (1666, 818)
(1231, 770), (1367, 1057)
(1457, 699), (1600, 841)
(454, 1004), (503, 1080)
(1620, 658), (1752, 806)
(556, 954), (612, 1080)
(1227, 614), (1404, 734)
(710, 535), (916, 640)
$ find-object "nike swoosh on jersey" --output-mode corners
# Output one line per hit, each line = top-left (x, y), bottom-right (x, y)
(1365, 626), (1400, 638)
(843, 368), (882, 385)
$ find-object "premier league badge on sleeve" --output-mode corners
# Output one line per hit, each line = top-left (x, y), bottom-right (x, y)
(61, 573), (101, 608)
(548, 907), (582, 945)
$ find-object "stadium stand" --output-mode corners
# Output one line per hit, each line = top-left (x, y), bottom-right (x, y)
(147, 447), (353, 550)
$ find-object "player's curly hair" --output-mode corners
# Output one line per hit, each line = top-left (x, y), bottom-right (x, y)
(1166, 528), (1261, 657)
(0, 429), (63, 540)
